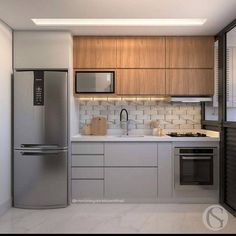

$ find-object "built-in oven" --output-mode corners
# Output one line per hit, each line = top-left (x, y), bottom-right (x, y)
(174, 147), (218, 190)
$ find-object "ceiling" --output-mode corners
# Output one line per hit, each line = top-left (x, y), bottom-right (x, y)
(0, 0), (235, 35)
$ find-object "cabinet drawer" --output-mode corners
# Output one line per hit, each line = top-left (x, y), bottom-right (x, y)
(72, 155), (104, 167)
(104, 168), (158, 200)
(72, 180), (103, 200)
(105, 143), (158, 166)
(72, 168), (104, 179)
(72, 142), (104, 155)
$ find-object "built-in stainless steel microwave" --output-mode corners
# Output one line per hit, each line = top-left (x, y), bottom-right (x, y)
(75, 71), (115, 94)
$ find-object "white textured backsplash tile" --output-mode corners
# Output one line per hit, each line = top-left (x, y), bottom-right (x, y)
(77, 100), (201, 132)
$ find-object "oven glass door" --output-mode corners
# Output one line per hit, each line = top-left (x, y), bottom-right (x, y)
(180, 155), (213, 185)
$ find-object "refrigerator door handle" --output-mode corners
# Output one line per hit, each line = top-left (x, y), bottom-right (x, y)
(20, 150), (67, 156)
(20, 144), (63, 149)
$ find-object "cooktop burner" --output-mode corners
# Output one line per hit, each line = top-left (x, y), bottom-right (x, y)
(167, 132), (207, 137)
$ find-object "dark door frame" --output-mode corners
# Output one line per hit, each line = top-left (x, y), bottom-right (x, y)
(202, 18), (236, 216)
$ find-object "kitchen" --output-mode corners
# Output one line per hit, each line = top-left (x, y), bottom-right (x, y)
(0, 0), (236, 234)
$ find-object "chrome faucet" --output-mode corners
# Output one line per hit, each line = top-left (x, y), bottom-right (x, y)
(120, 109), (129, 135)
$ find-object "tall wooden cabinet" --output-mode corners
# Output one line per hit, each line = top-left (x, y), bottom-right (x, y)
(73, 37), (117, 68)
(166, 36), (214, 96)
(116, 37), (165, 68)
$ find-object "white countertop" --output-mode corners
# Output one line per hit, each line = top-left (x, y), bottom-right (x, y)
(71, 134), (220, 142)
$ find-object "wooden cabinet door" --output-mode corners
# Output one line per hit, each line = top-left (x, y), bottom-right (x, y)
(116, 69), (166, 95)
(116, 69), (140, 95)
(117, 37), (165, 68)
(73, 37), (116, 68)
(166, 37), (214, 68)
(188, 70), (214, 96)
(140, 69), (165, 95)
(166, 69), (214, 96)
(166, 69), (189, 96)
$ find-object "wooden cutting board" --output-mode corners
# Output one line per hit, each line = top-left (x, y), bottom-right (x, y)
(91, 117), (107, 136)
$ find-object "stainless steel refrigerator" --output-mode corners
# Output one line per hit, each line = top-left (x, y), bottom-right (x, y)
(13, 70), (68, 209)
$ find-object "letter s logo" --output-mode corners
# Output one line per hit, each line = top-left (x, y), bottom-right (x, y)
(203, 205), (228, 231)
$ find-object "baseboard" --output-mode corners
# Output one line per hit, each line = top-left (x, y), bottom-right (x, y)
(0, 199), (11, 217)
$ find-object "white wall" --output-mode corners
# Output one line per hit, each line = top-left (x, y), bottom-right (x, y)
(0, 21), (12, 215)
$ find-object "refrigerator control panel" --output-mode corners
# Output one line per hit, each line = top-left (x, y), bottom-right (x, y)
(34, 71), (44, 106)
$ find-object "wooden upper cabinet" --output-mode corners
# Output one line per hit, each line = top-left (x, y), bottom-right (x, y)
(73, 36), (215, 96)
(116, 69), (165, 95)
(73, 37), (116, 68)
(166, 37), (214, 68)
(116, 37), (165, 68)
(116, 69), (140, 95)
(139, 70), (165, 95)
(166, 69), (214, 96)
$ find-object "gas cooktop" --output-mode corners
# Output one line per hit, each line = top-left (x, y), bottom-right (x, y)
(167, 132), (207, 137)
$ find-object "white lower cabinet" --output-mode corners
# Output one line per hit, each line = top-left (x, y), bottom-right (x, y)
(104, 143), (158, 166)
(157, 143), (173, 200)
(104, 142), (158, 202)
(70, 141), (218, 203)
(72, 167), (104, 179)
(72, 180), (104, 200)
(71, 142), (161, 203)
(71, 143), (105, 201)
(104, 168), (158, 202)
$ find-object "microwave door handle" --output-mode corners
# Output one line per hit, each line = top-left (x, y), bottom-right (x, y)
(181, 156), (212, 160)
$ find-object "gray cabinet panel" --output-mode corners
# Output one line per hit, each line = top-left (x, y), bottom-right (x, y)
(14, 31), (71, 69)
(105, 143), (157, 166)
(72, 168), (104, 179)
(72, 143), (104, 155)
(104, 168), (158, 200)
(72, 180), (103, 200)
(157, 143), (173, 199)
(72, 155), (104, 167)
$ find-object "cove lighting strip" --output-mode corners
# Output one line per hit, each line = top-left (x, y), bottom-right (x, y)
(77, 96), (170, 102)
(32, 18), (207, 26)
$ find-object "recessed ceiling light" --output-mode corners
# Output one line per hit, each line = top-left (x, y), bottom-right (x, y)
(31, 18), (207, 26)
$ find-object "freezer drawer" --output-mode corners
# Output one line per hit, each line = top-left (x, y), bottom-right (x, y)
(14, 150), (68, 209)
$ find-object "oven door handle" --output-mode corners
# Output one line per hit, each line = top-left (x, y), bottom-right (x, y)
(181, 156), (212, 160)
